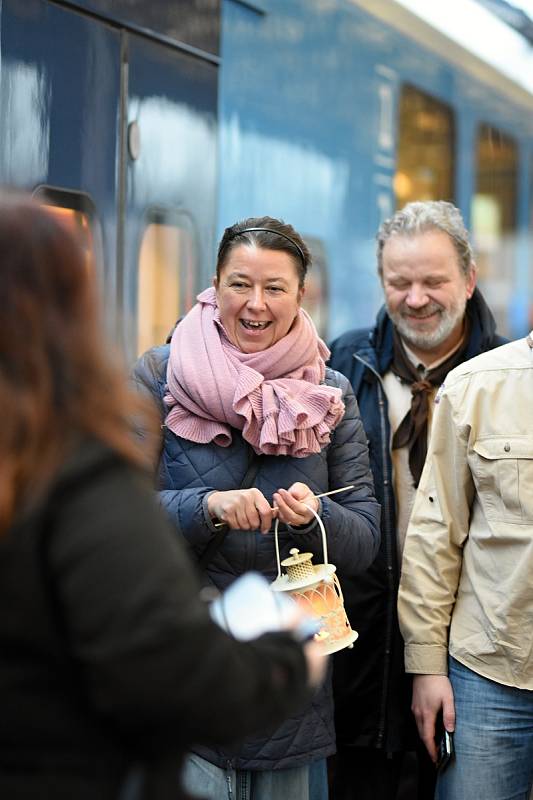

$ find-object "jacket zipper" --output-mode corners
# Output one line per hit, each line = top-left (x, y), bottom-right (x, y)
(354, 354), (397, 750)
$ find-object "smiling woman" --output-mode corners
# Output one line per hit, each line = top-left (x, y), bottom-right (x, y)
(133, 215), (381, 800)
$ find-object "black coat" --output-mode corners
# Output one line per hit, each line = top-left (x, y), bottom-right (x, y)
(0, 440), (311, 799)
(133, 347), (381, 770)
(328, 289), (506, 753)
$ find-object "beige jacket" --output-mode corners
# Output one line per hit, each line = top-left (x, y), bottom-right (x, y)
(398, 334), (533, 690)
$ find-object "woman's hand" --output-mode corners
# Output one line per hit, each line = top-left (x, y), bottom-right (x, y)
(303, 640), (328, 689)
(273, 482), (319, 527)
(276, 603), (327, 689)
(207, 489), (276, 534)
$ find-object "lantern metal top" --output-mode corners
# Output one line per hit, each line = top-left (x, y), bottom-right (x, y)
(281, 548), (313, 568)
(271, 562), (336, 592)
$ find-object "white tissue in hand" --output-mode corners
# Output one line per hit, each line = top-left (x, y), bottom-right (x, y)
(210, 572), (297, 641)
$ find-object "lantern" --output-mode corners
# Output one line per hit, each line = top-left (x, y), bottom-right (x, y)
(270, 507), (358, 655)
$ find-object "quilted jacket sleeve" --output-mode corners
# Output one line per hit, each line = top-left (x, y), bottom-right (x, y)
(130, 346), (167, 471)
(294, 371), (381, 578)
(132, 347), (220, 552)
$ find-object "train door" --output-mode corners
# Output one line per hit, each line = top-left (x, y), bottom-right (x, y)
(121, 34), (218, 362)
(0, 0), (120, 297)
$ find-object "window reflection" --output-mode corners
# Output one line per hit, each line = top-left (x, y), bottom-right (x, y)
(137, 210), (197, 355)
(42, 205), (95, 274)
(394, 85), (455, 206)
(301, 236), (329, 339)
(471, 124), (518, 335)
(34, 188), (100, 277)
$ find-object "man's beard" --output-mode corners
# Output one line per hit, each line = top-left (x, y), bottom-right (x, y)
(388, 297), (467, 352)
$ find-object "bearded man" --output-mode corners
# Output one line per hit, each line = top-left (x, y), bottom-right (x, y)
(328, 201), (506, 800)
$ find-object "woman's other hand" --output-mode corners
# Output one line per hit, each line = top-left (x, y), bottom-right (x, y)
(280, 604), (327, 689)
(273, 482), (319, 527)
(303, 640), (327, 689)
(207, 489), (276, 534)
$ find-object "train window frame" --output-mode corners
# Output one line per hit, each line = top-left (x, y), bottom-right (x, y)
(300, 235), (329, 340)
(394, 84), (456, 207)
(32, 185), (104, 281)
(136, 206), (200, 356)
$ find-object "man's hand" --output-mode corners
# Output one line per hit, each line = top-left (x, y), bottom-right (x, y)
(412, 674), (455, 762)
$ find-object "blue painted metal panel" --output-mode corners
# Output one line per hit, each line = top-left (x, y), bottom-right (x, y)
(0, 0), (121, 298)
(122, 32), (218, 359)
(54, 0), (221, 56)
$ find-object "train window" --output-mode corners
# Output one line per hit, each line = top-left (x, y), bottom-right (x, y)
(33, 187), (101, 276)
(471, 124), (518, 334)
(137, 209), (198, 356)
(301, 236), (329, 339)
(394, 85), (455, 206)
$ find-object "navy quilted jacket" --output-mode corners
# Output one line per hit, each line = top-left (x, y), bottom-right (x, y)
(133, 345), (380, 770)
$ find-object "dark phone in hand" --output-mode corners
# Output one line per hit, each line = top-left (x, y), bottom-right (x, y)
(436, 728), (454, 771)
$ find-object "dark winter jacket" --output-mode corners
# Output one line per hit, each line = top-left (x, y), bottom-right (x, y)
(0, 440), (313, 800)
(133, 346), (381, 771)
(328, 288), (506, 753)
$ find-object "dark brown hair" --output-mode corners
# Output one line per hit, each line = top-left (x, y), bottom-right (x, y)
(0, 193), (157, 532)
(216, 216), (311, 288)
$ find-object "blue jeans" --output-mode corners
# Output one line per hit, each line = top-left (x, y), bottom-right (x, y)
(436, 657), (533, 800)
(309, 758), (328, 800)
(183, 753), (310, 800)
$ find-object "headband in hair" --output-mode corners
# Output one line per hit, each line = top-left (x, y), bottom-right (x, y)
(223, 227), (307, 268)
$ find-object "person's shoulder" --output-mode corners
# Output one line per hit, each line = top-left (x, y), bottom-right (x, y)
(447, 336), (532, 387)
(55, 438), (141, 488)
(324, 365), (352, 394)
(34, 439), (148, 525)
(132, 344), (170, 389)
(135, 344), (169, 375)
(328, 328), (375, 383)
(329, 326), (373, 356)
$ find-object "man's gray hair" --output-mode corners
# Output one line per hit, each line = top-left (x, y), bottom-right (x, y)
(376, 201), (474, 278)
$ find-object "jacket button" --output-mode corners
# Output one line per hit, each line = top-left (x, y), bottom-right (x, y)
(504, 443), (511, 452)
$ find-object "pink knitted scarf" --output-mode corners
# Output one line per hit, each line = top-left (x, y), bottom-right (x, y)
(164, 288), (344, 457)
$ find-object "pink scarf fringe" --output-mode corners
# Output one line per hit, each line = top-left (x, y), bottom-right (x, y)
(164, 288), (344, 457)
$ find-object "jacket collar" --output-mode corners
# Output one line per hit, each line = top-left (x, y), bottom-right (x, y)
(462, 288), (499, 358)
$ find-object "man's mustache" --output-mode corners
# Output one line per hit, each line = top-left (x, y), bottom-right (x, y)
(399, 303), (443, 319)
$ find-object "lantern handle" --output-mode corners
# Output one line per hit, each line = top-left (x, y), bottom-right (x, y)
(273, 503), (329, 578)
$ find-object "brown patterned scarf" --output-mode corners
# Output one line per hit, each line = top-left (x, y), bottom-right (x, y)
(390, 323), (470, 487)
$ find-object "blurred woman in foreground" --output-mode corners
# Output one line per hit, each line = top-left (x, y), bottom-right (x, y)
(0, 195), (323, 800)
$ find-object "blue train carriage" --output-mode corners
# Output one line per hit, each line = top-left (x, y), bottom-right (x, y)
(1, 0), (531, 355)
(218, 0), (533, 341)
(0, 0), (221, 363)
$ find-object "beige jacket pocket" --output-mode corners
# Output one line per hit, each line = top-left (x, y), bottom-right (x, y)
(471, 436), (533, 522)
